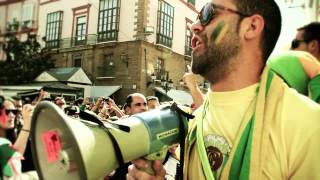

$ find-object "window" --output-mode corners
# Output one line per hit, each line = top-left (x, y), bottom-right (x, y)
(22, 3), (34, 28)
(74, 58), (82, 67)
(45, 11), (63, 48)
(155, 58), (165, 79)
(75, 16), (87, 45)
(187, 0), (195, 5)
(157, 1), (174, 47)
(97, 0), (120, 42)
(98, 54), (115, 76)
(185, 21), (192, 56)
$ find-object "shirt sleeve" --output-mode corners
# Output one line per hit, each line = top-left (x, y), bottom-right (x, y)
(0, 138), (23, 177)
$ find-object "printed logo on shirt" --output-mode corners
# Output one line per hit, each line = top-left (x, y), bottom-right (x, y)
(204, 135), (231, 174)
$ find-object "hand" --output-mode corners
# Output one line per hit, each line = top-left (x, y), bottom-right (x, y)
(83, 97), (90, 105)
(183, 65), (200, 91)
(107, 98), (116, 106)
(21, 104), (34, 129)
(127, 159), (166, 180)
(298, 51), (320, 79)
(96, 97), (104, 105)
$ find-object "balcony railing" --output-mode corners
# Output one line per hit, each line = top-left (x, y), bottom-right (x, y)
(60, 34), (97, 48)
(46, 34), (97, 49)
(154, 69), (167, 80)
(97, 66), (115, 77)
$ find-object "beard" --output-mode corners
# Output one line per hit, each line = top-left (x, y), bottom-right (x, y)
(191, 22), (241, 84)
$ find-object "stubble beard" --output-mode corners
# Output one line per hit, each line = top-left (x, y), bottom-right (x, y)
(191, 24), (241, 84)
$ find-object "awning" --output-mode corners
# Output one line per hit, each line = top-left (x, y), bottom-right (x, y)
(90, 86), (121, 98)
(0, 85), (43, 97)
(154, 87), (193, 105)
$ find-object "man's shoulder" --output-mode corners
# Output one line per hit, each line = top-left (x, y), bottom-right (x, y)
(275, 85), (320, 131)
(282, 86), (320, 113)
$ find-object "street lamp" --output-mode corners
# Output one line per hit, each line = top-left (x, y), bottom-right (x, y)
(151, 73), (157, 82)
(161, 71), (173, 94)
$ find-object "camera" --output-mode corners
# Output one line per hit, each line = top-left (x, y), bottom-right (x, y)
(102, 97), (110, 103)
(64, 105), (80, 117)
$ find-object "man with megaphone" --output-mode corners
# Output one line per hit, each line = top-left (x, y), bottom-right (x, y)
(127, 0), (320, 180)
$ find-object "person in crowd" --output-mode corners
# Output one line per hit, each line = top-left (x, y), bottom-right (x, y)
(124, 93), (147, 116)
(291, 22), (320, 60)
(11, 96), (23, 132)
(0, 96), (37, 179)
(122, 103), (130, 115)
(146, 96), (160, 110)
(183, 65), (204, 109)
(11, 96), (36, 173)
(54, 96), (66, 109)
(74, 97), (84, 107)
(93, 97), (125, 120)
(109, 93), (148, 180)
(127, 0), (320, 180)
(267, 50), (320, 103)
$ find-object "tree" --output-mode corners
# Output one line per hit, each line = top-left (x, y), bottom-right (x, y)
(0, 32), (55, 85)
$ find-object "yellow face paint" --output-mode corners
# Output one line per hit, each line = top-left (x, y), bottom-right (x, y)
(210, 21), (229, 45)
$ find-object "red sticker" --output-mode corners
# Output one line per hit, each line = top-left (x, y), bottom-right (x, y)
(41, 130), (62, 163)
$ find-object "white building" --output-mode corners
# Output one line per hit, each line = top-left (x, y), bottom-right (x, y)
(36, 0), (204, 103)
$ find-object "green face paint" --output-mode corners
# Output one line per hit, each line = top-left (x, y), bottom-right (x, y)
(210, 21), (226, 43)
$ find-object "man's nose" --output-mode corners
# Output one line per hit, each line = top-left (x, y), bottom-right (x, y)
(141, 105), (147, 111)
(191, 20), (204, 34)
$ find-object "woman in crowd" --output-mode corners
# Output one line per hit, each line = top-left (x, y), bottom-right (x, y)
(0, 96), (37, 179)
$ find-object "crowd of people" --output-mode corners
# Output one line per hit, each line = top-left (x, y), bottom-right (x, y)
(1, 0), (320, 179)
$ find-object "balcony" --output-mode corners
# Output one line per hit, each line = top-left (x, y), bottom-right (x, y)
(46, 34), (97, 49)
(96, 66), (115, 78)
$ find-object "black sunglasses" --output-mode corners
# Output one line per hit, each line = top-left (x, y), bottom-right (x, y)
(197, 3), (252, 26)
(5, 109), (19, 115)
(291, 39), (309, 49)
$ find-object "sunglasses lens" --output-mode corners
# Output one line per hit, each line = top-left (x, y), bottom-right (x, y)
(291, 39), (299, 49)
(5, 109), (19, 115)
(199, 3), (213, 25)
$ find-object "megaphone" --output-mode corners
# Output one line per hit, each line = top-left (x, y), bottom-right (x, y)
(31, 101), (192, 180)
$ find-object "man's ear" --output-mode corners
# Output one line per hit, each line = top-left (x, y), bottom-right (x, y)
(308, 40), (320, 54)
(242, 15), (264, 40)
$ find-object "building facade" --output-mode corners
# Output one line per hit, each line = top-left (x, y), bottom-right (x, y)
(36, 0), (205, 103)
(0, 0), (40, 60)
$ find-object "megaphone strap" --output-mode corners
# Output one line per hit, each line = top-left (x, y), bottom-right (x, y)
(104, 121), (131, 133)
(171, 103), (194, 180)
(101, 126), (126, 168)
(78, 110), (126, 166)
(79, 110), (131, 132)
(170, 103), (195, 119)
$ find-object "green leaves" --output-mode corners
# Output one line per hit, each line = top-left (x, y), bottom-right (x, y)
(0, 33), (55, 85)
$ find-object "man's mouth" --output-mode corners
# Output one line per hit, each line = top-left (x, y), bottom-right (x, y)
(192, 36), (203, 50)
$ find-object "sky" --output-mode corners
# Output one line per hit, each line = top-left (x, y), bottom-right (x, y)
(273, 0), (313, 55)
